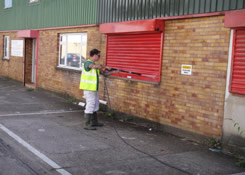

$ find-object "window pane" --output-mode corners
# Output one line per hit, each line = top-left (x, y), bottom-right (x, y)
(67, 35), (81, 68)
(59, 35), (66, 65)
(5, 0), (8, 8)
(58, 33), (87, 69)
(81, 33), (87, 64)
(4, 36), (9, 58)
(4, 38), (7, 57)
(5, 0), (12, 8)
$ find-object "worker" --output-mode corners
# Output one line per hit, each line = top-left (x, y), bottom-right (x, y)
(79, 49), (119, 130)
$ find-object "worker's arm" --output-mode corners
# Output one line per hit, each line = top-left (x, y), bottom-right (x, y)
(88, 63), (103, 70)
(88, 64), (119, 76)
(101, 66), (120, 76)
(102, 69), (120, 76)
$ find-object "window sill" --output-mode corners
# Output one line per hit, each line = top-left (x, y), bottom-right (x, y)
(56, 66), (82, 73)
(29, 2), (40, 6)
(2, 58), (9, 61)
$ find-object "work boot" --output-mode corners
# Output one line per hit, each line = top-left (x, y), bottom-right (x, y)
(84, 113), (96, 130)
(91, 112), (104, 127)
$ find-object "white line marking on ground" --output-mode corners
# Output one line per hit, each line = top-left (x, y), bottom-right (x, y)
(0, 85), (17, 90)
(0, 110), (83, 117)
(0, 123), (72, 175)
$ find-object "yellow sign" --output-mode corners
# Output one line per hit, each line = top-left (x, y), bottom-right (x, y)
(181, 64), (192, 75)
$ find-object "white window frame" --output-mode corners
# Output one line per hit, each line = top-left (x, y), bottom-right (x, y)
(58, 33), (87, 70)
(5, 0), (12, 8)
(29, 0), (39, 3)
(3, 36), (10, 59)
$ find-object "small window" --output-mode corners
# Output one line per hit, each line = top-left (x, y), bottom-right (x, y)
(5, 0), (12, 8)
(30, 0), (39, 3)
(3, 36), (10, 59)
(59, 33), (87, 69)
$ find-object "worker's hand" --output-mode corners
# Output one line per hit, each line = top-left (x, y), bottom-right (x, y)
(89, 64), (103, 70)
(112, 69), (120, 74)
(105, 66), (112, 70)
(96, 64), (103, 70)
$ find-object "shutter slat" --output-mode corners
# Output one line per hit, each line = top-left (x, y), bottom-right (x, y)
(106, 33), (162, 82)
(231, 29), (245, 94)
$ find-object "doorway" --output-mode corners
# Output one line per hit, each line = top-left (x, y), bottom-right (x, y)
(24, 38), (36, 88)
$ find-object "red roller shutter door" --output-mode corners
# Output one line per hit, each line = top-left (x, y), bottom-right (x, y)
(106, 32), (163, 82)
(230, 29), (245, 94)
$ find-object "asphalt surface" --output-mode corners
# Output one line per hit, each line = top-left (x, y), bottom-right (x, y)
(0, 76), (244, 175)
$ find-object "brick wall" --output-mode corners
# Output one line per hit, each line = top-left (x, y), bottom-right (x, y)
(100, 16), (230, 138)
(0, 15), (230, 138)
(37, 26), (103, 99)
(0, 33), (24, 82)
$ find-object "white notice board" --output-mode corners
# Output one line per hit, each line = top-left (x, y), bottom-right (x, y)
(181, 64), (192, 75)
(11, 40), (24, 57)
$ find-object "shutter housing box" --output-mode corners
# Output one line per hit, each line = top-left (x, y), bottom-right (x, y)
(100, 19), (164, 34)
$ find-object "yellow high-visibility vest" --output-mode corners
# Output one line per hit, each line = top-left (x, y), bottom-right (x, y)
(79, 60), (100, 91)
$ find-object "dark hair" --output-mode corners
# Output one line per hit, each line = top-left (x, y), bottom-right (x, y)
(90, 49), (100, 57)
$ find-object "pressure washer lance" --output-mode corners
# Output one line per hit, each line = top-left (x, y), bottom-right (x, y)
(105, 68), (156, 78)
(103, 77), (192, 175)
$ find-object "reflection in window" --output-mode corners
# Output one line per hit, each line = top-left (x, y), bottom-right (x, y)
(59, 33), (87, 69)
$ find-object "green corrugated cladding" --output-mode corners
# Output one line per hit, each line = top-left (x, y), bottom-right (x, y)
(1, 0), (245, 31)
(98, 0), (245, 23)
(0, 0), (97, 31)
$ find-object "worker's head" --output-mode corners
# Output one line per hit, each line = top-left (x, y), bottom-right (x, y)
(90, 49), (101, 62)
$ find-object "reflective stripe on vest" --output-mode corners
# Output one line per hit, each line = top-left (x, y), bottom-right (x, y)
(80, 79), (97, 84)
(79, 60), (100, 91)
(82, 71), (97, 76)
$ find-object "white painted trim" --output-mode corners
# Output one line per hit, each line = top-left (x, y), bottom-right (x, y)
(0, 110), (83, 117)
(225, 30), (234, 100)
(56, 65), (82, 71)
(99, 100), (107, 105)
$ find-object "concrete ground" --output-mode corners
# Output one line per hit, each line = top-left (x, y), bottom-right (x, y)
(0, 76), (244, 175)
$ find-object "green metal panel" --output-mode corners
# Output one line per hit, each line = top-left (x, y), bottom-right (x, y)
(0, 0), (97, 31)
(165, 0), (170, 16)
(224, 0), (230, 10)
(169, 0), (175, 16)
(185, 0), (190, 15)
(205, 0), (211, 13)
(217, 0), (224, 11)
(156, 0), (161, 17)
(136, 0), (142, 20)
(230, 0), (237, 10)
(98, 0), (245, 23)
(211, 0), (217, 12)
(237, 0), (244, 9)
(179, 0), (184, 16)
(2, 0), (245, 30)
